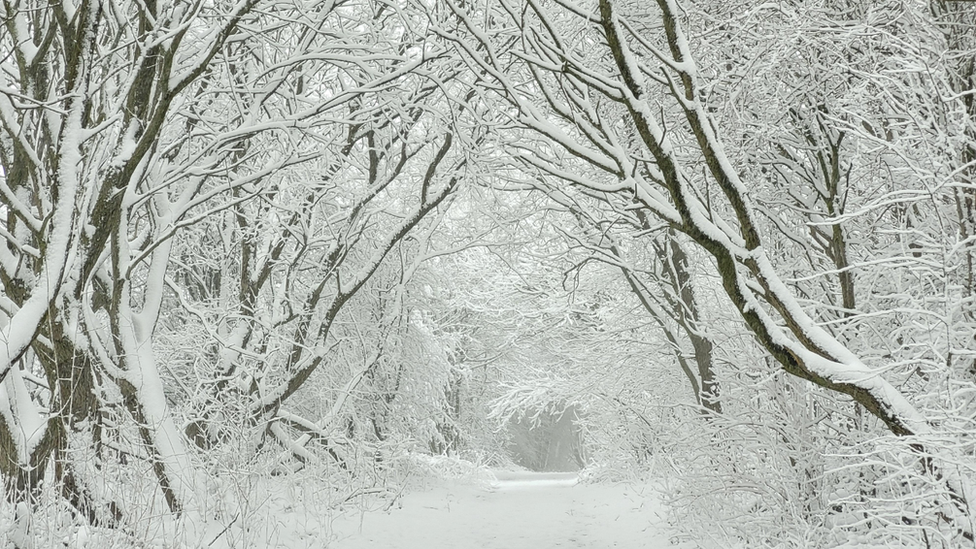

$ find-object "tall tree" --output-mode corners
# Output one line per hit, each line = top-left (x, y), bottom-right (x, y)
(432, 0), (974, 538)
(0, 0), (473, 537)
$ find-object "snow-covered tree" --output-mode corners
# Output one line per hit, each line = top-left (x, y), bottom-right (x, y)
(0, 0), (477, 540)
(432, 0), (976, 541)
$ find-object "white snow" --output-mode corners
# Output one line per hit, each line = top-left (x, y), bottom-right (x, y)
(330, 471), (679, 549)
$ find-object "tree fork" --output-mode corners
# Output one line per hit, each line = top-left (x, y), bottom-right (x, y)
(602, 0), (973, 534)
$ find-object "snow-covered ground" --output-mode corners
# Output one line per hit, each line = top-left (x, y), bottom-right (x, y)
(0, 467), (680, 548)
(330, 470), (677, 548)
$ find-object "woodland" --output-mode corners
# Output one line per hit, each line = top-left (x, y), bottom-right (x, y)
(1, 0), (976, 546)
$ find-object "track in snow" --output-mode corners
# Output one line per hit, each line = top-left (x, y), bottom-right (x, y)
(329, 471), (674, 548)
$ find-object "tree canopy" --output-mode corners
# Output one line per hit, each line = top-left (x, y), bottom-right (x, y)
(2, 0), (975, 546)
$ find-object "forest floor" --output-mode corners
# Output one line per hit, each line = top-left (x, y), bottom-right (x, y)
(328, 470), (678, 548)
(1, 466), (683, 548)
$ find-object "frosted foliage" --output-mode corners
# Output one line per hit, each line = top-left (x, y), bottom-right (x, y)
(429, 0), (976, 545)
(2, 0), (976, 547)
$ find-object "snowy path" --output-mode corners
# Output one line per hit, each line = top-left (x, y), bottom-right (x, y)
(329, 471), (673, 548)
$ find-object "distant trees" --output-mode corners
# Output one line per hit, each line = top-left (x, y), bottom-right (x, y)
(543, 188), (721, 414)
